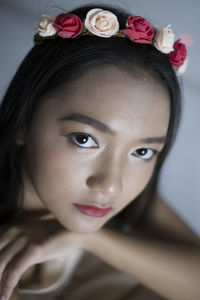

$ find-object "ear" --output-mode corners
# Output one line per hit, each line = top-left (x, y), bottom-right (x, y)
(16, 126), (26, 146)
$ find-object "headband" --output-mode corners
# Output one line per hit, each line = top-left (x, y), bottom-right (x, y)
(34, 8), (188, 74)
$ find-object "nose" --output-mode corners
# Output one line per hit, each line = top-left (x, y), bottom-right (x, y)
(86, 152), (123, 198)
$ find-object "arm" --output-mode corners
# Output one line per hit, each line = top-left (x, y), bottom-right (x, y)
(2, 197), (199, 300)
(82, 194), (200, 299)
(0, 213), (86, 300)
(83, 226), (200, 300)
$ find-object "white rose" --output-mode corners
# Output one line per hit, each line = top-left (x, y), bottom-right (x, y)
(35, 15), (57, 37)
(175, 57), (188, 74)
(154, 24), (175, 54)
(84, 8), (119, 38)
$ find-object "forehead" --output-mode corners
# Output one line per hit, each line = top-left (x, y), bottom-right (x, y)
(41, 65), (170, 138)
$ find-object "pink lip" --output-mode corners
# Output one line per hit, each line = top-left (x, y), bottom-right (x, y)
(73, 203), (112, 217)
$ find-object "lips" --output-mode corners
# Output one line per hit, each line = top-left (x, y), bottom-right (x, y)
(73, 203), (112, 217)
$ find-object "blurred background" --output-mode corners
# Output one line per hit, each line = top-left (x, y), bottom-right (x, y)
(0, 0), (199, 235)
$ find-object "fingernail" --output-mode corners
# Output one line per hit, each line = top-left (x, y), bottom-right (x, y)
(0, 296), (6, 300)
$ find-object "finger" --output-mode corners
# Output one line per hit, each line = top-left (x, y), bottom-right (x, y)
(0, 243), (39, 300)
(0, 228), (20, 250)
(0, 235), (28, 276)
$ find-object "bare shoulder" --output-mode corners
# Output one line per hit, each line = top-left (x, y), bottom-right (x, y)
(138, 193), (200, 247)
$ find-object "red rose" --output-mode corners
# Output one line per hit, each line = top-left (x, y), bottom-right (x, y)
(122, 16), (154, 44)
(54, 13), (83, 38)
(168, 39), (187, 67)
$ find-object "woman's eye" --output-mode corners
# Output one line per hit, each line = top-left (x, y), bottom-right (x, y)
(67, 133), (98, 148)
(66, 134), (157, 159)
(133, 148), (157, 161)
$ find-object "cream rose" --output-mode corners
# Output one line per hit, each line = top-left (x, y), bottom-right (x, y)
(35, 15), (57, 37)
(84, 8), (119, 38)
(154, 24), (175, 54)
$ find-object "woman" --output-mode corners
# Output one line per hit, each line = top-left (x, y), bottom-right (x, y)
(0, 4), (200, 300)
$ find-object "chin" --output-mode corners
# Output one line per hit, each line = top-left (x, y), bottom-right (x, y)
(64, 220), (103, 234)
(54, 210), (106, 233)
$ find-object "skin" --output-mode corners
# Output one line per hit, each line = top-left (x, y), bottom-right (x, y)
(6, 65), (200, 300)
(17, 64), (170, 234)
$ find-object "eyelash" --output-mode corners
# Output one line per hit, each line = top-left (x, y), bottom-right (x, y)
(66, 132), (158, 161)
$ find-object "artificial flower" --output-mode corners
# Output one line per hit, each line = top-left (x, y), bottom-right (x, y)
(35, 15), (57, 37)
(122, 16), (154, 44)
(154, 24), (175, 54)
(54, 13), (83, 38)
(84, 8), (119, 38)
(168, 39), (187, 67)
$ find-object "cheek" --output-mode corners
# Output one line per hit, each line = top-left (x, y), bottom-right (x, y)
(26, 135), (87, 196)
(123, 162), (156, 203)
(33, 147), (75, 182)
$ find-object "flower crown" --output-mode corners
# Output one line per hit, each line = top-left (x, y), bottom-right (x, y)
(34, 8), (188, 74)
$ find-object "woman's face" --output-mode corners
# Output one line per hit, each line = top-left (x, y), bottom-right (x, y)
(19, 65), (170, 233)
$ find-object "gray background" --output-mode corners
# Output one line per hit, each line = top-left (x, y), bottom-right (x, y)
(0, 0), (200, 235)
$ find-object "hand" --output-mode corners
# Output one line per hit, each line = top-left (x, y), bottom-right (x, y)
(0, 210), (87, 300)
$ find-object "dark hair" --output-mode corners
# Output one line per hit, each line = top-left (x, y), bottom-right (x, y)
(0, 4), (181, 230)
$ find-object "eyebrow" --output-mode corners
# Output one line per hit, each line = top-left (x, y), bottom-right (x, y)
(57, 113), (166, 144)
